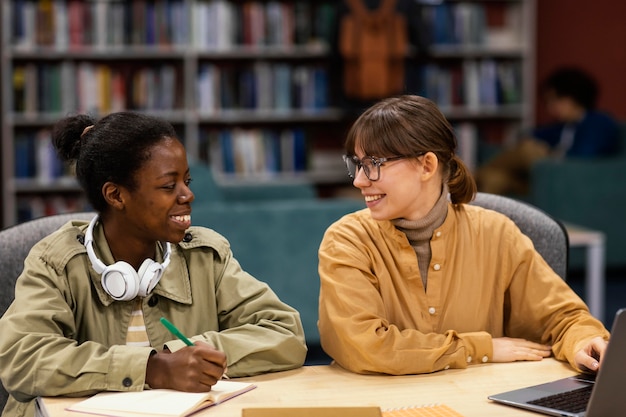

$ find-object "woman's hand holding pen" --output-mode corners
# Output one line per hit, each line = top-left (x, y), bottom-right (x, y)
(145, 342), (227, 392)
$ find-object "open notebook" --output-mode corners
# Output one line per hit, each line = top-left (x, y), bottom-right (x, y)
(488, 308), (626, 417)
(65, 380), (255, 417)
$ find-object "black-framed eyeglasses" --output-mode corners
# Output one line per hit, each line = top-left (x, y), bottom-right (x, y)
(342, 153), (426, 181)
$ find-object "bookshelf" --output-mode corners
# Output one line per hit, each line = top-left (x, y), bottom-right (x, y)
(1, 0), (535, 228)
(1, 0), (345, 228)
(415, 0), (536, 172)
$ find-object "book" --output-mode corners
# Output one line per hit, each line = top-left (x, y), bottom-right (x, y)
(241, 405), (465, 417)
(243, 407), (382, 417)
(66, 380), (256, 417)
(383, 404), (465, 417)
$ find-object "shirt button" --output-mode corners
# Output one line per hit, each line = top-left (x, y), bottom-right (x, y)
(444, 365), (450, 370)
(482, 355), (489, 363)
(428, 307), (436, 315)
(435, 231), (442, 238)
(467, 356), (472, 363)
(433, 264), (441, 271)
(122, 377), (132, 387)
(148, 295), (159, 307)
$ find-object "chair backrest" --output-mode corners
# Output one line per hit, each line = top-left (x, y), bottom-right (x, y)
(470, 192), (569, 279)
(0, 212), (96, 411)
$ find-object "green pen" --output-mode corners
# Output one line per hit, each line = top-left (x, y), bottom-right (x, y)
(160, 317), (194, 346)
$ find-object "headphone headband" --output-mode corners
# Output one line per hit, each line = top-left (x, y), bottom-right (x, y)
(84, 215), (171, 300)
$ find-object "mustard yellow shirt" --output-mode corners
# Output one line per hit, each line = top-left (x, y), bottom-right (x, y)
(318, 204), (608, 375)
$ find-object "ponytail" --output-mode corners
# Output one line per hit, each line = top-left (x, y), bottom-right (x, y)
(447, 154), (476, 204)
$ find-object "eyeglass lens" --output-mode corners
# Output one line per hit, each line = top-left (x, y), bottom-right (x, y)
(345, 156), (377, 181)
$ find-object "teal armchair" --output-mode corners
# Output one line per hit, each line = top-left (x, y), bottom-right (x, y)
(189, 162), (317, 204)
(530, 125), (626, 269)
(188, 162), (365, 351)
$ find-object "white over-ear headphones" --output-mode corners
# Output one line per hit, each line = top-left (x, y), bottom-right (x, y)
(84, 215), (171, 301)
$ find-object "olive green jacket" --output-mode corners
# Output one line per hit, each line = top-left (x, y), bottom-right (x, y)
(0, 220), (306, 417)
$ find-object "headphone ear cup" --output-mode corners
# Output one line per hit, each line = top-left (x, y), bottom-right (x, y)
(86, 213), (171, 301)
(101, 262), (140, 301)
(137, 259), (164, 297)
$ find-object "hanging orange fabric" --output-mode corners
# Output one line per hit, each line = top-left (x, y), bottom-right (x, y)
(339, 0), (408, 100)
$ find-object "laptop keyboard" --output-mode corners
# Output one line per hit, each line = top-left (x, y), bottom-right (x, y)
(527, 385), (593, 413)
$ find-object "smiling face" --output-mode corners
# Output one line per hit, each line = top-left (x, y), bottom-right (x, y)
(352, 147), (441, 222)
(113, 137), (194, 245)
(344, 96), (460, 221)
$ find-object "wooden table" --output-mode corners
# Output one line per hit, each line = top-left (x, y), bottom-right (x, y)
(37, 359), (580, 417)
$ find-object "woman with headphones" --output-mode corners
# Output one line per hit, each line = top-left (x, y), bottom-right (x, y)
(0, 112), (307, 417)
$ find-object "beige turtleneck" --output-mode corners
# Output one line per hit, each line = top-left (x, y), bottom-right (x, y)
(392, 186), (449, 289)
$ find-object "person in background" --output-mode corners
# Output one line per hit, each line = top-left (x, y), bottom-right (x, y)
(0, 112), (307, 417)
(317, 95), (609, 375)
(475, 66), (620, 195)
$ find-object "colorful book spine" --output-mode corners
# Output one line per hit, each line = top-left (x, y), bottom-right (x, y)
(203, 128), (308, 176)
(10, 1), (337, 50)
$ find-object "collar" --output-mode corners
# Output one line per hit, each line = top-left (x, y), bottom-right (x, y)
(87, 222), (192, 306)
(392, 184), (449, 243)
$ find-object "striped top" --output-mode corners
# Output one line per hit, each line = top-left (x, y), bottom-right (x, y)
(126, 298), (150, 347)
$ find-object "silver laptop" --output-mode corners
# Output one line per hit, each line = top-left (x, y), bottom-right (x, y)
(488, 308), (626, 417)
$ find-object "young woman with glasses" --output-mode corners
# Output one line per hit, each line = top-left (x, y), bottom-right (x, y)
(318, 95), (609, 376)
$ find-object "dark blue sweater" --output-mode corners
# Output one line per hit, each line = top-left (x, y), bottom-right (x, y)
(533, 111), (620, 157)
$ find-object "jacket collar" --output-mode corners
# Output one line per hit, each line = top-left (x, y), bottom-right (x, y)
(87, 221), (192, 306)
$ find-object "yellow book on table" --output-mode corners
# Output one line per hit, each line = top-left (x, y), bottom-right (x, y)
(66, 380), (256, 417)
(383, 404), (465, 417)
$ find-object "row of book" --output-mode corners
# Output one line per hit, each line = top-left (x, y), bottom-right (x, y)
(199, 128), (308, 176)
(202, 122), (485, 177)
(13, 122), (482, 183)
(12, 60), (328, 115)
(17, 196), (90, 224)
(10, 0), (336, 50)
(197, 63), (328, 113)
(14, 129), (70, 180)
(454, 120), (524, 172)
(417, 60), (522, 109)
(421, 1), (522, 47)
(193, 0), (335, 49)
(453, 122), (478, 173)
(13, 62), (183, 114)
(15, 125), (309, 181)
